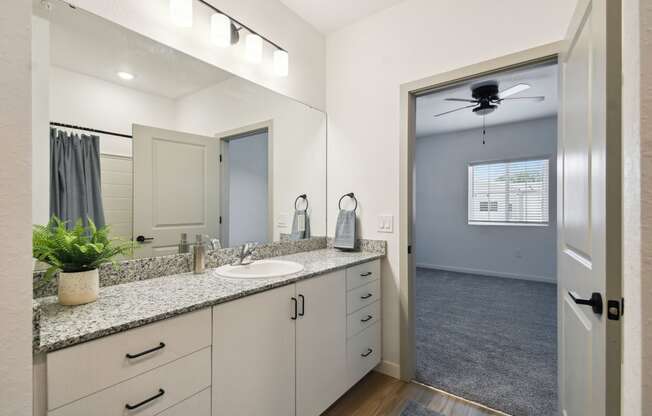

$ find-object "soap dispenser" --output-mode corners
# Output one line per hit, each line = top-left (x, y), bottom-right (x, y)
(178, 233), (190, 254)
(193, 234), (206, 274)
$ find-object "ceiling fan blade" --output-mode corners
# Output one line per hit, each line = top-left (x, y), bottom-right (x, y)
(444, 98), (478, 103)
(433, 104), (476, 118)
(499, 96), (545, 102)
(497, 83), (531, 99)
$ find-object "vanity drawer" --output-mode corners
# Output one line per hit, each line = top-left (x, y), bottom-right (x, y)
(347, 322), (381, 387)
(156, 388), (211, 416)
(346, 279), (380, 314)
(47, 308), (211, 410)
(346, 260), (380, 290)
(48, 347), (211, 416)
(347, 300), (380, 338)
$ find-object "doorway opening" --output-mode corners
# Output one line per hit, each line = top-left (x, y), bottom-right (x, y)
(219, 126), (272, 247)
(411, 59), (559, 415)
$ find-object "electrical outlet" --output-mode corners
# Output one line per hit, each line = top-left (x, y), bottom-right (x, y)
(378, 215), (393, 233)
(277, 213), (290, 228)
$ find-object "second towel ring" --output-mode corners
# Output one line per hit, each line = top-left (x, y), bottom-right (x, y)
(295, 194), (309, 211)
(338, 192), (358, 211)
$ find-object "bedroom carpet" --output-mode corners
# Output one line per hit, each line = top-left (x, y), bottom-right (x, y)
(415, 268), (557, 416)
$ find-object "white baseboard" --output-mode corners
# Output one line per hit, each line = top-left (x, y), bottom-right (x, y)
(416, 262), (556, 284)
(375, 360), (400, 379)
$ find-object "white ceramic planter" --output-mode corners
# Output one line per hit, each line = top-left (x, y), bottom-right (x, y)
(58, 269), (100, 306)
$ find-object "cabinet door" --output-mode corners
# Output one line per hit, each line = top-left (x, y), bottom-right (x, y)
(212, 284), (296, 416)
(296, 271), (347, 416)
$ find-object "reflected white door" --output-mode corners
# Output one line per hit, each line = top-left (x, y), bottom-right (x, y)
(558, 0), (621, 415)
(133, 124), (219, 257)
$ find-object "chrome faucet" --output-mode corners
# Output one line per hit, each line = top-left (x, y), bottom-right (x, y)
(232, 242), (258, 266)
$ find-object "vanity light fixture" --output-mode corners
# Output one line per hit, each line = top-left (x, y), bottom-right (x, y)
(195, 0), (288, 75)
(117, 71), (135, 81)
(273, 50), (289, 77)
(245, 33), (263, 64)
(210, 12), (231, 47)
(170, 0), (193, 28)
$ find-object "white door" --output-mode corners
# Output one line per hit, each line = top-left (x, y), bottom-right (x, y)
(132, 124), (219, 257)
(558, 0), (621, 415)
(212, 284), (296, 416)
(296, 271), (347, 416)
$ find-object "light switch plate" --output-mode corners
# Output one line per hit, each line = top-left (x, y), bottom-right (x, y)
(378, 215), (393, 233)
(277, 213), (290, 228)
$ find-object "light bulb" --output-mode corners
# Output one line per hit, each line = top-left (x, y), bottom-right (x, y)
(245, 33), (263, 64)
(273, 50), (288, 77)
(170, 0), (193, 28)
(117, 71), (135, 80)
(211, 13), (231, 47)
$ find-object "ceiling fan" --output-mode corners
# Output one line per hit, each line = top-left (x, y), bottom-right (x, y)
(433, 81), (545, 118)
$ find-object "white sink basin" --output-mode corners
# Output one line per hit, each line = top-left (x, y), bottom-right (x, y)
(214, 260), (304, 279)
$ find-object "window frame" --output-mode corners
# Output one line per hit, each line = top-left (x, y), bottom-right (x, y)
(466, 155), (552, 227)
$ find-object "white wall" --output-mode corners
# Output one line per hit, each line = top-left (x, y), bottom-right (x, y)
(622, 0), (652, 414)
(176, 76), (327, 239)
(326, 0), (576, 376)
(71, 0), (325, 110)
(0, 1), (33, 415)
(32, 16), (50, 226)
(415, 117), (557, 282)
(227, 132), (269, 246)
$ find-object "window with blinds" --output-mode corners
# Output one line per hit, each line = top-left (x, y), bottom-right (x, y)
(468, 158), (549, 225)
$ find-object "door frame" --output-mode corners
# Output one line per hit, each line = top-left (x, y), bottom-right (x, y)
(398, 42), (565, 380)
(216, 120), (274, 247)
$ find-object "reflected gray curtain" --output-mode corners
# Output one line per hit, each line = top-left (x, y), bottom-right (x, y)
(50, 128), (105, 228)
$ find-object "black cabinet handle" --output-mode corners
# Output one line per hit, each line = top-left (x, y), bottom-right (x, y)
(569, 291), (603, 315)
(126, 342), (165, 359)
(360, 272), (372, 277)
(361, 315), (373, 323)
(291, 297), (298, 320)
(360, 293), (373, 300)
(125, 388), (165, 410)
(298, 294), (305, 317)
(361, 348), (373, 357)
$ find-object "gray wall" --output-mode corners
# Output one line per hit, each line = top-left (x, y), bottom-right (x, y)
(415, 116), (557, 282)
(228, 132), (269, 247)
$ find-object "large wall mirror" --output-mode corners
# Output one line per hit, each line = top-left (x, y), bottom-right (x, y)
(32, 1), (326, 260)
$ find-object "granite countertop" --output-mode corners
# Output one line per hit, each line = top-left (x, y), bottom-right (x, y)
(34, 249), (383, 354)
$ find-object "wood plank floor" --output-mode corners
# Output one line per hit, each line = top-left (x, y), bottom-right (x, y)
(323, 371), (508, 416)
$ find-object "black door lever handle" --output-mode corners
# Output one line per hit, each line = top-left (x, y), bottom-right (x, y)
(569, 291), (603, 315)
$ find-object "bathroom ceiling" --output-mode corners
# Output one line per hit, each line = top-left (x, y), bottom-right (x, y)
(280, 0), (407, 34)
(44, 1), (232, 99)
(415, 62), (558, 138)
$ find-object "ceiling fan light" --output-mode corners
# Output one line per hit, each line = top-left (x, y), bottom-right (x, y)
(211, 13), (231, 47)
(273, 50), (289, 77)
(245, 33), (263, 64)
(170, 0), (193, 27)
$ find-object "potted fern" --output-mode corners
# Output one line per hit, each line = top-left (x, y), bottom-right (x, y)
(33, 216), (134, 305)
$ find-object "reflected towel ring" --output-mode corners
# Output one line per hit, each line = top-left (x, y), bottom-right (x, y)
(338, 192), (358, 211)
(295, 194), (308, 211)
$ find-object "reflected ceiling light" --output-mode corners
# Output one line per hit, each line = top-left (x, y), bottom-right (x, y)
(170, 0), (193, 27)
(117, 71), (135, 81)
(245, 33), (263, 64)
(210, 13), (231, 47)
(273, 50), (289, 77)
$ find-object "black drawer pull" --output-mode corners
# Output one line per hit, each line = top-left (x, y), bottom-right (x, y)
(291, 297), (298, 320)
(298, 294), (305, 317)
(126, 342), (165, 359)
(360, 272), (373, 277)
(360, 293), (373, 300)
(361, 315), (373, 323)
(361, 348), (373, 357)
(125, 388), (165, 410)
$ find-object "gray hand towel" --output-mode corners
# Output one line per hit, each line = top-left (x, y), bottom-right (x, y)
(333, 209), (356, 250)
(290, 209), (310, 240)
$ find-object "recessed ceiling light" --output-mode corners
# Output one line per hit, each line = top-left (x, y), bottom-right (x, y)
(117, 71), (135, 81)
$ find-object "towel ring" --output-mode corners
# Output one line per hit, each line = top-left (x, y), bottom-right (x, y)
(338, 192), (358, 211)
(294, 194), (308, 211)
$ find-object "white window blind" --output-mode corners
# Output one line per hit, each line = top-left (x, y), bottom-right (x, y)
(468, 158), (549, 225)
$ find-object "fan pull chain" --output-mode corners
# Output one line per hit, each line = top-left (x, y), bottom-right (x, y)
(482, 115), (486, 145)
